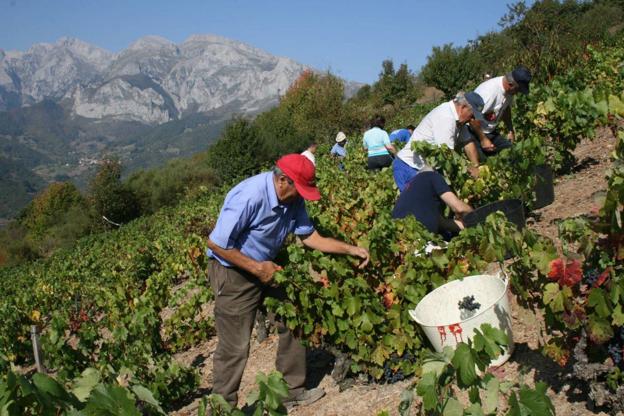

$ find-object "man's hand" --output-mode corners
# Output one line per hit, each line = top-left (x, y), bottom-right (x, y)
(468, 118), (482, 132)
(349, 246), (370, 269)
(255, 261), (282, 284)
(468, 166), (480, 178)
(480, 137), (496, 152)
(507, 130), (515, 142)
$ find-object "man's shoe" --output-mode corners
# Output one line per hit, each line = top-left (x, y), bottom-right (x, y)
(283, 387), (325, 409)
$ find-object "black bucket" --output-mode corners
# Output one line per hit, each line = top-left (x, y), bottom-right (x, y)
(464, 199), (525, 230)
(532, 165), (555, 209)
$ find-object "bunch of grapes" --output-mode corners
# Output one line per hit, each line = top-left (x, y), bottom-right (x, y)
(458, 295), (481, 312)
(380, 352), (414, 384)
(583, 268), (600, 286)
(607, 327), (624, 368)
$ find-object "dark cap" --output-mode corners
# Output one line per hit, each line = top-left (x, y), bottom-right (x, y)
(510, 65), (532, 94)
(464, 91), (485, 121)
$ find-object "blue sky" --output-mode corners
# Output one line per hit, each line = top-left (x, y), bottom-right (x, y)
(0, 0), (528, 84)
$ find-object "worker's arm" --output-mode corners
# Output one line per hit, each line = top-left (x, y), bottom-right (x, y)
(206, 238), (280, 284)
(440, 192), (473, 216)
(468, 119), (495, 152)
(462, 142), (481, 178)
(385, 143), (397, 156)
(500, 106), (514, 141)
(300, 230), (370, 268)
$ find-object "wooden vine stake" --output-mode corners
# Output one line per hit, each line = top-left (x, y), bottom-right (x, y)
(30, 325), (45, 373)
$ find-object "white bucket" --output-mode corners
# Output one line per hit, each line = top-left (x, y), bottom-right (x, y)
(408, 273), (514, 367)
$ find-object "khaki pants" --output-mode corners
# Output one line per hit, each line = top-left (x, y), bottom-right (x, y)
(208, 259), (306, 406)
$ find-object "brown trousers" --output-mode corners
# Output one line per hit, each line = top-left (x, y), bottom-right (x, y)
(208, 259), (306, 406)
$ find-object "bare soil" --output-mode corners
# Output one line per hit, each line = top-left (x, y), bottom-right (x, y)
(172, 129), (620, 416)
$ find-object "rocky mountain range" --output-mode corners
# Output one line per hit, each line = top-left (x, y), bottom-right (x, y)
(0, 34), (362, 221)
(0, 34), (311, 124)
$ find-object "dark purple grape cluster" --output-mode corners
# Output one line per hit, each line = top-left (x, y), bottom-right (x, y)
(458, 295), (481, 311)
(608, 343), (622, 366)
(382, 365), (405, 383)
(584, 268), (600, 286)
(607, 327), (624, 368)
(381, 352), (413, 384)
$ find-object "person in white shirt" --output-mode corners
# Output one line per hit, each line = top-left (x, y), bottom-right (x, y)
(301, 142), (318, 166)
(393, 91), (485, 192)
(462, 66), (532, 158)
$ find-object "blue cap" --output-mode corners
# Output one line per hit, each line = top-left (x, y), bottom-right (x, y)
(511, 65), (532, 94)
(464, 91), (485, 121)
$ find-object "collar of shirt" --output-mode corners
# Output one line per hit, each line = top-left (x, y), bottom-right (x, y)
(266, 172), (294, 213)
(448, 100), (459, 121)
(500, 76), (514, 99)
(448, 100), (461, 128)
(266, 172), (280, 209)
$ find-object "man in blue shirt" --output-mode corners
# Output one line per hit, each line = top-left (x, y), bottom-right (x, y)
(389, 125), (415, 144)
(330, 131), (348, 158)
(206, 153), (369, 409)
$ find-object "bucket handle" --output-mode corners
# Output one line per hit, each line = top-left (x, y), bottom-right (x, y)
(496, 262), (510, 287)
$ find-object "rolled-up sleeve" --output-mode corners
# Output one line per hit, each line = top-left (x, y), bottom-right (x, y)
(293, 202), (315, 236)
(209, 190), (255, 249)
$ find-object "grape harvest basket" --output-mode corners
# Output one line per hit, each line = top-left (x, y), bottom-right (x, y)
(408, 271), (514, 367)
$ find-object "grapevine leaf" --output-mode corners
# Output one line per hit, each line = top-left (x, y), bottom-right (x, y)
(359, 313), (373, 333)
(416, 372), (438, 411)
(451, 343), (478, 387)
(422, 359), (447, 378)
(345, 296), (361, 316)
(84, 384), (141, 416)
(587, 288), (611, 318)
(612, 304), (624, 326)
(528, 246), (557, 276)
(371, 344), (390, 366)
(587, 316), (614, 344)
(431, 251), (449, 269)
(480, 324), (509, 347)
(609, 94), (624, 116)
(32, 373), (75, 405)
(517, 382), (555, 416)
(71, 368), (101, 402)
(468, 385), (480, 404)
(483, 376), (500, 414)
(465, 402), (486, 416)
(442, 397), (463, 416)
(131, 385), (166, 415)
(543, 283), (565, 313)
(331, 303), (344, 318)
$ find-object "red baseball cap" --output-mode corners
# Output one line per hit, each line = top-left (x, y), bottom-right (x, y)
(276, 154), (321, 201)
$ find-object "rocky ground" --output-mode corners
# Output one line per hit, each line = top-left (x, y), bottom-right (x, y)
(172, 129), (619, 416)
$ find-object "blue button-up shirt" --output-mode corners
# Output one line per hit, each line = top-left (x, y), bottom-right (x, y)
(330, 143), (347, 157)
(207, 172), (315, 267)
(389, 129), (412, 144)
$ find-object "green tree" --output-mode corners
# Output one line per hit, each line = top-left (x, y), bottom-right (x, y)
(420, 43), (482, 99)
(374, 60), (417, 105)
(89, 158), (140, 225)
(254, 70), (345, 161)
(19, 182), (87, 238)
(205, 118), (263, 184)
(126, 158), (217, 214)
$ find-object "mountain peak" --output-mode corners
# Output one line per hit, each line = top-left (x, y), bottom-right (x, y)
(1, 33), (318, 124)
(127, 35), (176, 51)
(182, 34), (231, 45)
